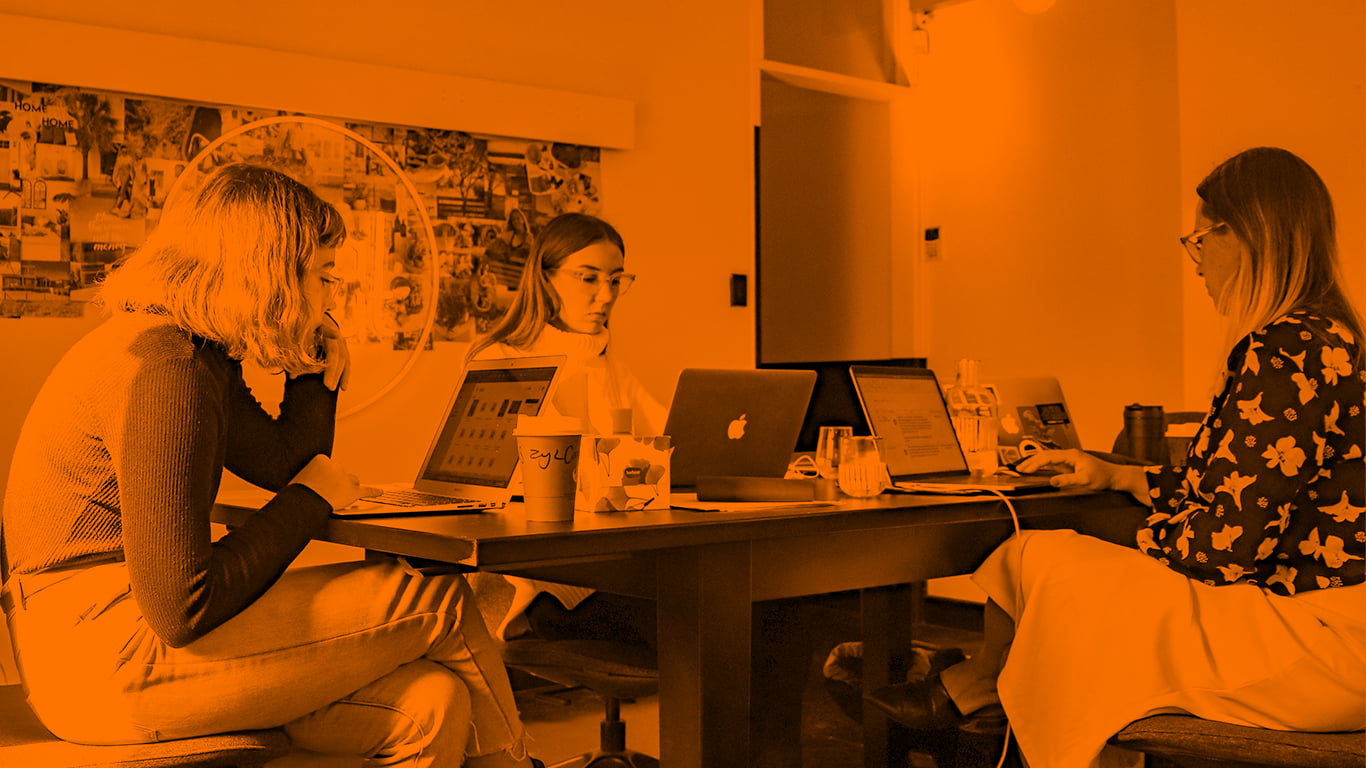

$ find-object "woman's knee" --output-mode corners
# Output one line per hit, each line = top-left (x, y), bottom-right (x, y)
(382, 663), (473, 760)
(286, 660), (473, 763)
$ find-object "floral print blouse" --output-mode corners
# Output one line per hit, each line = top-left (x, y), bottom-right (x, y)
(1140, 311), (1365, 595)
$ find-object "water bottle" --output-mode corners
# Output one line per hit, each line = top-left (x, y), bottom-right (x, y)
(944, 359), (1000, 476)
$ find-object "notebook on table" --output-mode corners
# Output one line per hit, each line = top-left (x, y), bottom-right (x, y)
(665, 368), (817, 490)
(338, 355), (566, 517)
(848, 365), (1055, 494)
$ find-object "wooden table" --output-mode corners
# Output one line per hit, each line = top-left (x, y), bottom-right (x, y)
(215, 489), (1148, 768)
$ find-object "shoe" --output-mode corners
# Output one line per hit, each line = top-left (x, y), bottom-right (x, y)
(822, 644), (969, 724)
(863, 672), (965, 730)
(926, 645), (967, 676)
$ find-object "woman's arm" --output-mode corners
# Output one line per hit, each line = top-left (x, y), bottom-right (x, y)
(1139, 316), (1360, 591)
(111, 355), (332, 647)
(222, 367), (338, 490)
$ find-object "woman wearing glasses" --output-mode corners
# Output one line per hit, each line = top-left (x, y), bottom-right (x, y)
(467, 212), (664, 439)
(866, 147), (1364, 768)
(466, 212), (665, 643)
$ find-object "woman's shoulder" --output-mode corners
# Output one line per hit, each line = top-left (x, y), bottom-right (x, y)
(1243, 311), (1358, 358)
(471, 341), (522, 361)
(85, 313), (232, 381)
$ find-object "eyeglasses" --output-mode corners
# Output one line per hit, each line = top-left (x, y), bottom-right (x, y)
(552, 268), (637, 296)
(1179, 222), (1225, 265)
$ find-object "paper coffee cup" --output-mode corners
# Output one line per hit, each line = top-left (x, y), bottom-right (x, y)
(514, 415), (584, 522)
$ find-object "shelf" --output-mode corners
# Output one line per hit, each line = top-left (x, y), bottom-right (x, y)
(0, 13), (635, 149)
(759, 59), (911, 102)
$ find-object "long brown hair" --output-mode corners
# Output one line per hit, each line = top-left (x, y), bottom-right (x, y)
(466, 212), (625, 360)
(1197, 147), (1363, 361)
(98, 163), (345, 371)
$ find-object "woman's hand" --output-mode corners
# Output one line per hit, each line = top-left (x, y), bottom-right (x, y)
(290, 454), (381, 510)
(1016, 449), (1153, 506)
(319, 312), (351, 391)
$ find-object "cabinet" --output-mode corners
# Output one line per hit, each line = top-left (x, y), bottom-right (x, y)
(755, 0), (927, 364)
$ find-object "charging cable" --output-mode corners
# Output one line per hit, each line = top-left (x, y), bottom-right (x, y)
(980, 487), (1022, 768)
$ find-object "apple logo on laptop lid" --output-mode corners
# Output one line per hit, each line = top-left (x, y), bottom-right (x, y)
(727, 414), (747, 440)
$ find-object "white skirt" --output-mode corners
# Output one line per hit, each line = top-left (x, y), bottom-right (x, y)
(975, 529), (1366, 768)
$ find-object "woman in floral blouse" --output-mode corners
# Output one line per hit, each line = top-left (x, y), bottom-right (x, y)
(866, 147), (1364, 768)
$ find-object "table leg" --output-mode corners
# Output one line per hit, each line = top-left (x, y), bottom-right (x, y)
(862, 583), (917, 768)
(752, 597), (811, 768)
(656, 542), (753, 768)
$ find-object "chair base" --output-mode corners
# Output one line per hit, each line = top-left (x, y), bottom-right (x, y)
(548, 749), (659, 768)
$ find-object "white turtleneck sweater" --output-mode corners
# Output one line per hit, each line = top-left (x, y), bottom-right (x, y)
(475, 325), (666, 437)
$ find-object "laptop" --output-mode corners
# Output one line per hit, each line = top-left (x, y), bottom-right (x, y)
(665, 368), (817, 489)
(848, 365), (1056, 494)
(339, 355), (565, 517)
(988, 376), (1083, 465)
(759, 358), (926, 452)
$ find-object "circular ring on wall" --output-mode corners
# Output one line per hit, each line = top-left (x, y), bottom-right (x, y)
(167, 115), (439, 419)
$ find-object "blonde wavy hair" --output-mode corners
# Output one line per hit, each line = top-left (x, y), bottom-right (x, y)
(98, 163), (345, 372)
(1198, 147), (1364, 363)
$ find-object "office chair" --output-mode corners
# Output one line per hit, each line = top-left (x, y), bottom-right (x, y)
(1110, 714), (1365, 768)
(502, 637), (659, 768)
(0, 683), (291, 768)
(0, 523), (291, 768)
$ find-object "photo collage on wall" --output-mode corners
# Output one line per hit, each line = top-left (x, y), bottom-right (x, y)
(0, 79), (605, 350)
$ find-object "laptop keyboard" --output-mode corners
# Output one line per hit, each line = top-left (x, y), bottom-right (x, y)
(372, 489), (483, 507)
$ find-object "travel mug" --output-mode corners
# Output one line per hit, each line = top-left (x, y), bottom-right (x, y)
(1124, 404), (1166, 464)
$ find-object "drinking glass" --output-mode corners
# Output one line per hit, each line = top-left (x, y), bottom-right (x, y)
(837, 435), (889, 498)
(814, 426), (854, 479)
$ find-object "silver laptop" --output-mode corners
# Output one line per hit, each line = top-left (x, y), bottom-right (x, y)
(341, 355), (565, 517)
(665, 368), (816, 489)
(848, 366), (1055, 494)
(988, 376), (1083, 465)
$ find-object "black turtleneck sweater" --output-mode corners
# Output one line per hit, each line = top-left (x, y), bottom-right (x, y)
(3, 312), (334, 647)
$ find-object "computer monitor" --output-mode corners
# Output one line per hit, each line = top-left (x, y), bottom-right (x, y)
(757, 357), (926, 452)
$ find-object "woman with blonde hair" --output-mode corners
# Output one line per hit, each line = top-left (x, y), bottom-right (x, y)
(866, 147), (1364, 768)
(2, 163), (540, 767)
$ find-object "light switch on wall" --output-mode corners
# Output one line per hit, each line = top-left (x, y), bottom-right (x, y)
(925, 227), (941, 259)
(730, 274), (748, 306)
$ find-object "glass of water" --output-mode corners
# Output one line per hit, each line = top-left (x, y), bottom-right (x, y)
(837, 435), (889, 498)
(815, 426), (854, 479)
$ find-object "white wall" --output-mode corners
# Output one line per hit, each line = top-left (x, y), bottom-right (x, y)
(916, 0), (1184, 449)
(1174, 0), (1366, 409)
(914, 0), (1364, 449)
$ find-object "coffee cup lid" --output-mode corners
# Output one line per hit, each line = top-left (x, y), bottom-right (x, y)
(513, 413), (586, 436)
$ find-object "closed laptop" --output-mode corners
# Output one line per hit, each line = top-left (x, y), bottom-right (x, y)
(665, 368), (816, 489)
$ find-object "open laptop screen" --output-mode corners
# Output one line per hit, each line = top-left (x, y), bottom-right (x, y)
(849, 367), (970, 478)
(421, 365), (558, 487)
